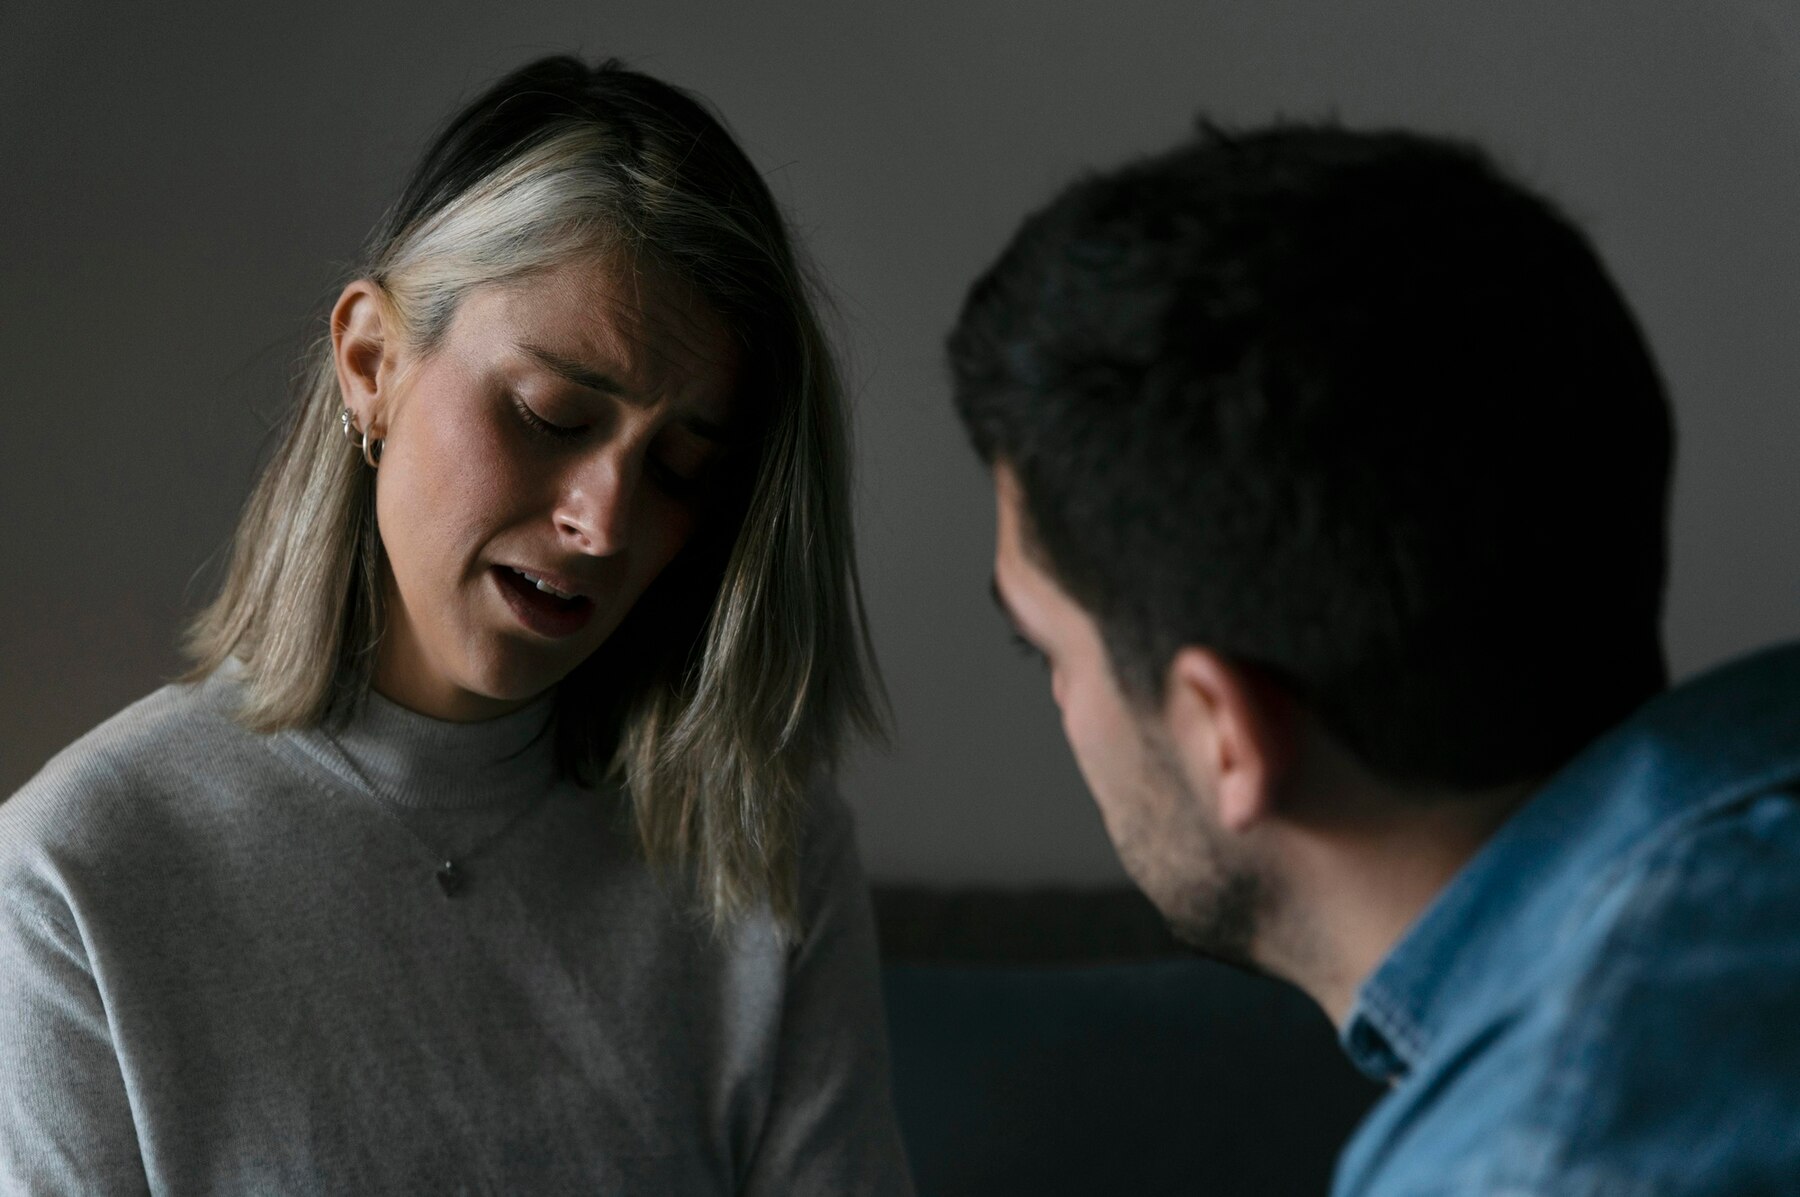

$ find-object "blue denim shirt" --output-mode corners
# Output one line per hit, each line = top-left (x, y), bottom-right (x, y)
(1333, 644), (1800, 1197)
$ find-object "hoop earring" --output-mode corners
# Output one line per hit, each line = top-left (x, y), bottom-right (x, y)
(340, 406), (383, 469)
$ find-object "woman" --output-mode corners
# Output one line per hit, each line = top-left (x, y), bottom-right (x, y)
(0, 56), (912, 1194)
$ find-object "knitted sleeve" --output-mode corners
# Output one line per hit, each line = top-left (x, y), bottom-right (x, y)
(737, 788), (915, 1197)
(0, 808), (150, 1194)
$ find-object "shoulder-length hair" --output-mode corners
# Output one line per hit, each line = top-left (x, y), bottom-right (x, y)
(186, 56), (884, 935)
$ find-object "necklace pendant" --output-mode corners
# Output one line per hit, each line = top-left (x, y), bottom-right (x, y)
(436, 860), (466, 898)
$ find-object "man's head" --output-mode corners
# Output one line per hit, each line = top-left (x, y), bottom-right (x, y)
(952, 124), (1673, 958)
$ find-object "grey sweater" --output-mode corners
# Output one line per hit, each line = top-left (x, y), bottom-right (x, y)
(0, 666), (913, 1195)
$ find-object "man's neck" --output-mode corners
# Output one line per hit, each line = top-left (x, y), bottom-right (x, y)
(1257, 775), (1538, 1027)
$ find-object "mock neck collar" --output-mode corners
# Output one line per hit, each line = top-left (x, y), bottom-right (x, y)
(1340, 641), (1800, 1084)
(315, 687), (560, 811)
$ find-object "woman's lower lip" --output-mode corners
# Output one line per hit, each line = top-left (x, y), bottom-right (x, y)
(491, 566), (596, 638)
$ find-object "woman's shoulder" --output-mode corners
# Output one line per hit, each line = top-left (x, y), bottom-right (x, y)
(792, 779), (872, 912)
(799, 779), (858, 860)
(0, 671), (250, 861)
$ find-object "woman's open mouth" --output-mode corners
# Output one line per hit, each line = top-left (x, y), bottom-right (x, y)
(491, 565), (596, 638)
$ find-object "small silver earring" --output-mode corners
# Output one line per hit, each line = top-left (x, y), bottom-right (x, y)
(340, 406), (382, 468)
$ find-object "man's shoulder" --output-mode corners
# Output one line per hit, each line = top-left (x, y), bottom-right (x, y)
(1537, 787), (1800, 1162)
(1551, 782), (1800, 1049)
(1347, 787), (1800, 1196)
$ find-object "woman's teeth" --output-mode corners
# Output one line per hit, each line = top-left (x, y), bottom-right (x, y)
(510, 567), (578, 600)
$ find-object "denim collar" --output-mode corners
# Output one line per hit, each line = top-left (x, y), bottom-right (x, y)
(1341, 642), (1800, 1083)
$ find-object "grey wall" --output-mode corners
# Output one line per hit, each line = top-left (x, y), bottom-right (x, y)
(4, 1), (1798, 884)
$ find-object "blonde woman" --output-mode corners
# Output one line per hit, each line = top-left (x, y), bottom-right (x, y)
(0, 57), (912, 1194)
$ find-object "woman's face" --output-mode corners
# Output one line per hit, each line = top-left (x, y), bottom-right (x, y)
(333, 254), (742, 721)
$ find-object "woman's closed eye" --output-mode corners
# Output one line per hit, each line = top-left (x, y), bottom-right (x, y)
(513, 392), (726, 499)
(648, 436), (728, 500)
(510, 394), (585, 441)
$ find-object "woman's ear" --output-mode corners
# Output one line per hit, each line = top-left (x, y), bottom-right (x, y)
(331, 280), (394, 432)
(1161, 648), (1295, 834)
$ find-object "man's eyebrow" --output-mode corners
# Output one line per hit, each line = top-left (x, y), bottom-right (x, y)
(520, 341), (742, 447)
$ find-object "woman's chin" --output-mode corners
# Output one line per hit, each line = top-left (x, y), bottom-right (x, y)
(374, 651), (563, 722)
(458, 661), (566, 714)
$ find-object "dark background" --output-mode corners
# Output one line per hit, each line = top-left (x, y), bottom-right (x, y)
(4, 0), (1798, 884)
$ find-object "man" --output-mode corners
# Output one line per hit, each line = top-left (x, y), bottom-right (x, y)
(948, 124), (1800, 1194)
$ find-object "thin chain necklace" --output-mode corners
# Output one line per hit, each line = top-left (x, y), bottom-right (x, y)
(317, 731), (553, 898)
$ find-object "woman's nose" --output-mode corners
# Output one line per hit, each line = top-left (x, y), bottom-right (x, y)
(553, 449), (638, 556)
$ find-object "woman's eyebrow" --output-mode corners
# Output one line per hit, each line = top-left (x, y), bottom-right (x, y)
(520, 342), (623, 395)
(519, 340), (744, 447)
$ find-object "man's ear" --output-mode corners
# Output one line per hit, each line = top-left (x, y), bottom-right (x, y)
(1162, 648), (1294, 833)
(331, 280), (395, 432)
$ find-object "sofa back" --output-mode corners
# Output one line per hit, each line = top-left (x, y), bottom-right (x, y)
(876, 887), (1381, 1196)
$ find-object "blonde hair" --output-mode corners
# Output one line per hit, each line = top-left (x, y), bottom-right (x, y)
(186, 57), (883, 934)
